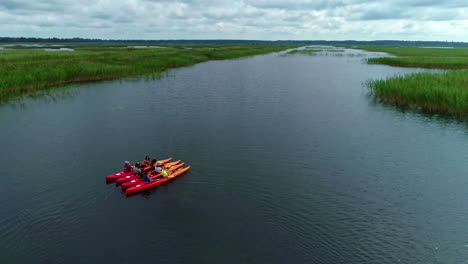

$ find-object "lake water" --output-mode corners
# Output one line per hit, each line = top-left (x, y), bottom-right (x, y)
(1, 48), (468, 264)
(44, 48), (75, 52)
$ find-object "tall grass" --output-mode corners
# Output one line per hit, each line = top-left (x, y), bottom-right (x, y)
(368, 70), (468, 115)
(361, 46), (468, 69)
(0, 45), (295, 101)
(368, 56), (468, 69)
(360, 46), (468, 115)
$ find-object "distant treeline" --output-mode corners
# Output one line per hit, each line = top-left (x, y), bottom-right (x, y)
(0, 37), (467, 47)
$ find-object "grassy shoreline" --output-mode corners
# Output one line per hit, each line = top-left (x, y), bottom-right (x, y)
(361, 46), (468, 69)
(0, 45), (296, 101)
(361, 46), (468, 116)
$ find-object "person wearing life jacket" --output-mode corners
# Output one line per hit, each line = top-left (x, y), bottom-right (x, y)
(142, 171), (152, 183)
(155, 163), (163, 174)
(123, 161), (132, 173)
(133, 162), (141, 177)
(161, 167), (171, 178)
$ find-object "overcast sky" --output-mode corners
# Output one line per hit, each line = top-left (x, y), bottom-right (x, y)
(1, 0), (468, 40)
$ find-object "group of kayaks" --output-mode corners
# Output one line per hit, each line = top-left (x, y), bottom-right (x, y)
(105, 157), (191, 195)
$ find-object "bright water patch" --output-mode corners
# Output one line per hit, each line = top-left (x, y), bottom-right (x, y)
(127, 45), (166, 49)
(305, 45), (341, 49)
(44, 48), (75, 52)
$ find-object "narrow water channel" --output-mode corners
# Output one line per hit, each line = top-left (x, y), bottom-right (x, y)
(1, 48), (467, 264)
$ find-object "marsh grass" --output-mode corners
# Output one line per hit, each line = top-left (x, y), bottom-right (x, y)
(0, 45), (295, 101)
(367, 70), (468, 116)
(361, 46), (468, 69)
(368, 57), (468, 69)
(359, 46), (468, 116)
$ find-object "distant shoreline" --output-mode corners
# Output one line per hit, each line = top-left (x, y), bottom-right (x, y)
(1, 37), (467, 47)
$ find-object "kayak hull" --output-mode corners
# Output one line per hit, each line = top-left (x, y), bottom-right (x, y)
(121, 178), (142, 190)
(126, 166), (191, 195)
(121, 163), (184, 190)
(106, 171), (133, 183)
(115, 175), (138, 184)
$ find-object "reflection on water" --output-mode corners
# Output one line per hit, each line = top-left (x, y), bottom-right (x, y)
(285, 46), (372, 57)
(0, 85), (80, 109)
(367, 93), (468, 125)
(1, 70), (170, 107)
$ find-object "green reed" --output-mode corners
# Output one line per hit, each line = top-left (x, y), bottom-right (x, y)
(368, 70), (468, 115)
(0, 45), (295, 101)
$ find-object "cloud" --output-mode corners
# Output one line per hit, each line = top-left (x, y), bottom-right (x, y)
(0, 0), (468, 40)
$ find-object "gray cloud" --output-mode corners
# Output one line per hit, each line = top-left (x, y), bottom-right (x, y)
(403, 0), (468, 8)
(0, 0), (467, 40)
(0, 0), (65, 12)
(358, 9), (412, 20)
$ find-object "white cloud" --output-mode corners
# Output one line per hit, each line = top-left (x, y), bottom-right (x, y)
(0, 0), (468, 40)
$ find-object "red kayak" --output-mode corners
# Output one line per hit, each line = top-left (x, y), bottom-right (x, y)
(115, 159), (177, 185)
(121, 163), (184, 190)
(105, 171), (133, 183)
(126, 166), (191, 195)
(105, 157), (172, 183)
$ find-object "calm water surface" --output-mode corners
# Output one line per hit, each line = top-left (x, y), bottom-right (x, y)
(1, 48), (468, 264)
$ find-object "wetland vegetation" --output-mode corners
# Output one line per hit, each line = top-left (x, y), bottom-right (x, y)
(0, 44), (295, 101)
(363, 46), (468, 69)
(362, 46), (468, 116)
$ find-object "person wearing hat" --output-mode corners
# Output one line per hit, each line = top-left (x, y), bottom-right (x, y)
(123, 161), (132, 173)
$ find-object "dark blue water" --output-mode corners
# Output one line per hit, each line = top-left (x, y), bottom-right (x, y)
(1, 48), (468, 264)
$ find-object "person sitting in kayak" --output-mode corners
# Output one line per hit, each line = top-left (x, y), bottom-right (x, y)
(133, 162), (141, 177)
(155, 163), (162, 173)
(142, 156), (151, 165)
(142, 171), (152, 183)
(149, 159), (157, 171)
(161, 167), (171, 178)
(123, 161), (132, 173)
(151, 167), (169, 181)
